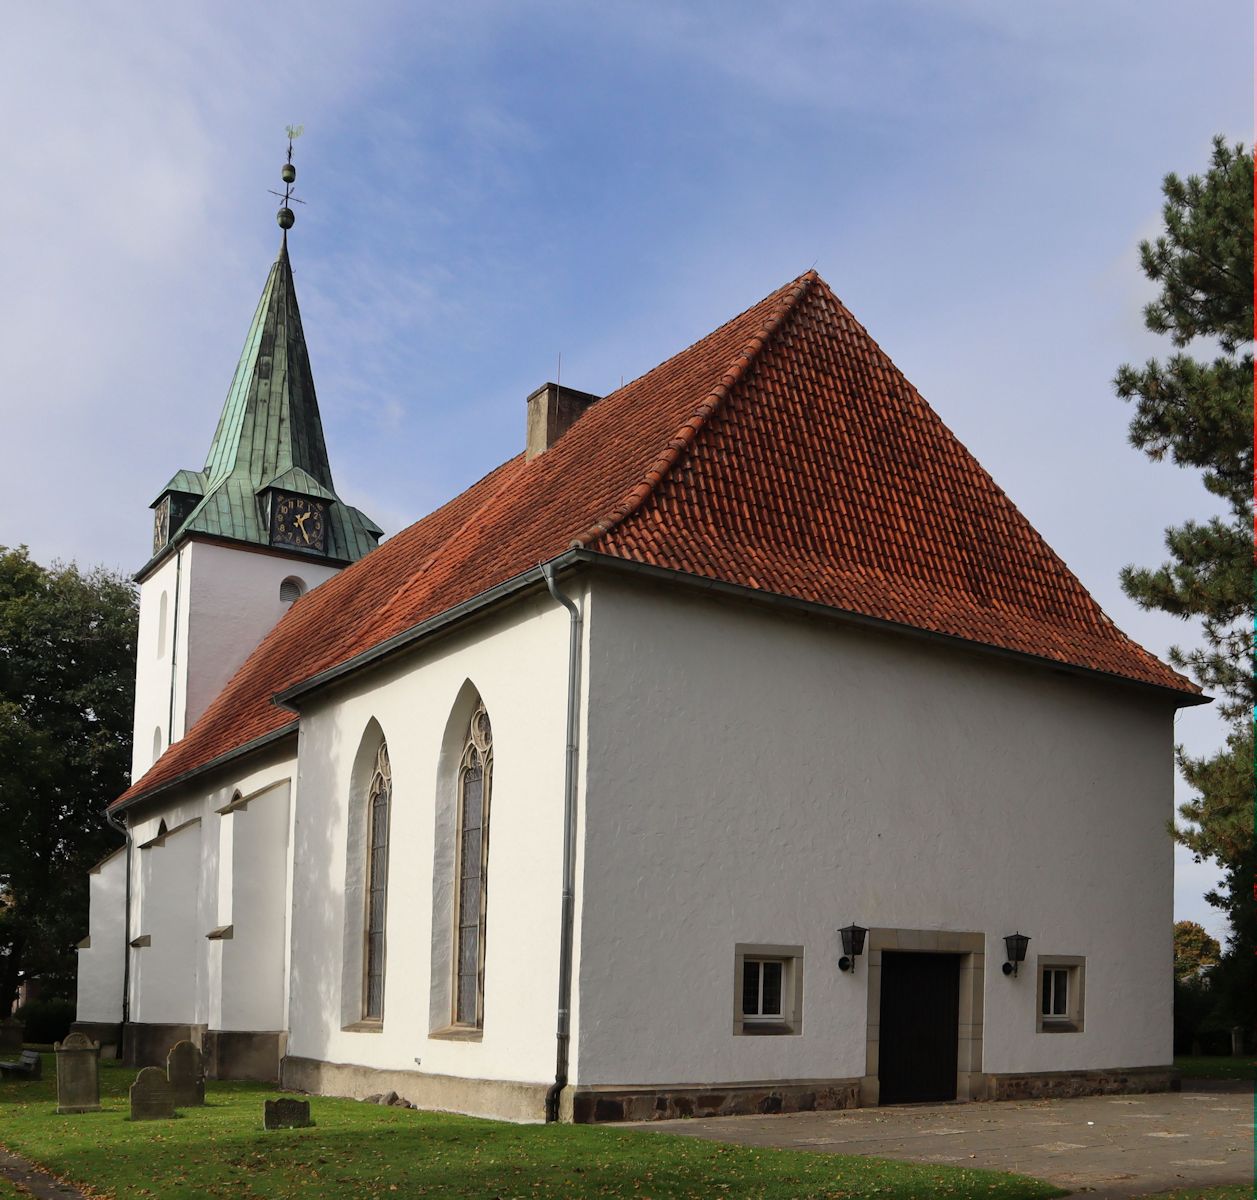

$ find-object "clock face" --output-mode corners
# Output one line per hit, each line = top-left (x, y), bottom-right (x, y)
(153, 496), (170, 554)
(271, 494), (327, 552)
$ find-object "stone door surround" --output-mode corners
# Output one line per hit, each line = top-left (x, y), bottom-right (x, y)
(860, 927), (984, 1107)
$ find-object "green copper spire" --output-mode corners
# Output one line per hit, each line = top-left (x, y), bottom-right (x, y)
(200, 239), (334, 492)
(142, 155), (381, 572)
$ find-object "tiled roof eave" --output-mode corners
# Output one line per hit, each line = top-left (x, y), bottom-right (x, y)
(111, 723), (300, 815)
(572, 549), (1209, 707)
(274, 554), (577, 711)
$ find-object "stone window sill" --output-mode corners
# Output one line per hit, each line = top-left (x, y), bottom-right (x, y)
(1040, 1020), (1082, 1034)
(429, 1024), (483, 1042)
(341, 1020), (384, 1034)
(736, 1023), (797, 1036)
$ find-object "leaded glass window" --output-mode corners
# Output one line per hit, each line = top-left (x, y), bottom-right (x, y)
(454, 703), (492, 1027)
(363, 742), (391, 1020)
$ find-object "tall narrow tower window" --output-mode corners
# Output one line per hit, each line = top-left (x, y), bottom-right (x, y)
(156, 591), (168, 658)
(363, 742), (392, 1021)
(454, 703), (493, 1028)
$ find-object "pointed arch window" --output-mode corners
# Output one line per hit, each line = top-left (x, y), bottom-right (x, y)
(454, 703), (492, 1027)
(363, 742), (391, 1021)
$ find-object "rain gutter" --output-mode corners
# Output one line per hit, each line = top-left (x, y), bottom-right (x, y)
(563, 549), (1209, 709)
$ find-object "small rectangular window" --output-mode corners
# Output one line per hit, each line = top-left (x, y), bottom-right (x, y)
(733, 944), (803, 1035)
(1037, 956), (1084, 1033)
(742, 958), (785, 1021)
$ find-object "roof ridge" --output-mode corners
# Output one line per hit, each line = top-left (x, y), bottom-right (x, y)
(574, 270), (816, 549)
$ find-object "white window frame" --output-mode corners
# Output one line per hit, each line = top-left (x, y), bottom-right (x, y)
(733, 944), (803, 1036)
(743, 958), (786, 1023)
(1036, 954), (1085, 1033)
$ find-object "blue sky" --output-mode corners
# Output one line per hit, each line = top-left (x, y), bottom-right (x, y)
(1, 2), (1250, 939)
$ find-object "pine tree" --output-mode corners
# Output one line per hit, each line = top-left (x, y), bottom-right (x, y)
(1114, 136), (1253, 719)
(1114, 136), (1254, 1035)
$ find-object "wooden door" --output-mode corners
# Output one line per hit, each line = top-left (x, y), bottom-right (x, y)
(878, 951), (960, 1104)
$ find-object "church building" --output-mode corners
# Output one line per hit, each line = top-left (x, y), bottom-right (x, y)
(75, 197), (1204, 1121)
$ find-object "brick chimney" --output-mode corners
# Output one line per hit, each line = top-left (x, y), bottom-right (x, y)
(526, 383), (600, 460)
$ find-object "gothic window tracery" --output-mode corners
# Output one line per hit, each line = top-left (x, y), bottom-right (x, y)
(363, 741), (391, 1020)
(454, 703), (492, 1027)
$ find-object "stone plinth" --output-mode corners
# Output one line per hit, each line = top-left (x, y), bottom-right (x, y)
(55, 1033), (101, 1114)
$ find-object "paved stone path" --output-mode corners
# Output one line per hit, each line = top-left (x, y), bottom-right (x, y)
(633, 1082), (1254, 1198)
(0, 1147), (89, 1200)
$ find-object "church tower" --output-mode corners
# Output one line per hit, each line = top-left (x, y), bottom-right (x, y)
(131, 150), (381, 780)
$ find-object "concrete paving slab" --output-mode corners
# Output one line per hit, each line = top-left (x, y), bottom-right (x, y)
(629, 1082), (1255, 1197)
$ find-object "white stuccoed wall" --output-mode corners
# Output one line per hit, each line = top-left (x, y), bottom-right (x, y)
(131, 819), (203, 1025)
(76, 848), (127, 1022)
(117, 750), (296, 1033)
(131, 552), (182, 780)
(219, 782), (291, 1031)
(287, 591), (575, 1088)
(574, 577), (1177, 1088)
(181, 542), (341, 737)
(132, 539), (341, 780)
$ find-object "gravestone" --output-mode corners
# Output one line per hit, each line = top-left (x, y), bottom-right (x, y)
(166, 1040), (205, 1107)
(130, 1066), (176, 1120)
(264, 1097), (313, 1129)
(0, 1019), (22, 1056)
(55, 1032), (101, 1114)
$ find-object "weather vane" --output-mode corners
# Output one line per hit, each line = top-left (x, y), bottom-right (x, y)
(271, 124), (306, 232)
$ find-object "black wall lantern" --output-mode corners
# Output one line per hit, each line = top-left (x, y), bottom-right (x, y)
(838, 923), (868, 973)
(1002, 932), (1030, 977)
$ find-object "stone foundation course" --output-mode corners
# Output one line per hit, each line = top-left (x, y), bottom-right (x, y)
(564, 1079), (862, 1123)
(984, 1065), (1178, 1101)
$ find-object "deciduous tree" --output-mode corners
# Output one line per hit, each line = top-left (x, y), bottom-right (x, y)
(1173, 919), (1221, 981)
(0, 546), (137, 1013)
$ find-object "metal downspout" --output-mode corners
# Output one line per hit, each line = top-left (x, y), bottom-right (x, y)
(540, 561), (581, 1123)
(104, 809), (132, 1036)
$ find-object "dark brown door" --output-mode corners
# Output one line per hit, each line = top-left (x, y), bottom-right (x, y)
(878, 951), (960, 1104)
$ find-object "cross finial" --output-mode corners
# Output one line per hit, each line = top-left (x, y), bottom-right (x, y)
(272, 125), (306, 233)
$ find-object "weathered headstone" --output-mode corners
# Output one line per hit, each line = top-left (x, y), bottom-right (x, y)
(166, 1040), (205, 1107)
(130, 1066), (176, 1120)
(263, 1097), (313, 1129)
(55, 1032), (101, 1114)
(0, 1019), (23, 1056)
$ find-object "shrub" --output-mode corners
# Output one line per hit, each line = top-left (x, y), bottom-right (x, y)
(14, 997), (76, 1045)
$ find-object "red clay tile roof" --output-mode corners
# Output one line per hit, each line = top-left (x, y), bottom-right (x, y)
(117, 271), (1198, 806)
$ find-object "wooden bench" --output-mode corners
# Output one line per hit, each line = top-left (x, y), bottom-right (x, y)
(0, 1049), (41, 1080)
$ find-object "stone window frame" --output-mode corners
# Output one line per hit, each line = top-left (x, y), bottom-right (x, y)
(361, 742), (393, 1023)
(732, 944), (804, 1036)
(450, 703), (493, 1032)
(860, 928), (985, 1106)
(1036, 954), (1085, 1034)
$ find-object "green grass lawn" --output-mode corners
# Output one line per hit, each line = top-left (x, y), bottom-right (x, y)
(0, 1057), (1066, 1200)
(1174, 1054), (1256, 1080)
